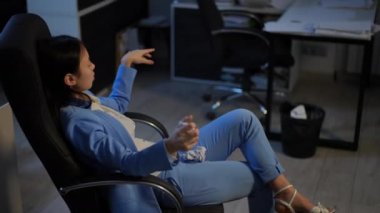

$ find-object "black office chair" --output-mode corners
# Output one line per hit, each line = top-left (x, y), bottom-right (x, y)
(0, 13), (223, 213)
(196, 0), (294, 120)
(136, 0), (171, 59)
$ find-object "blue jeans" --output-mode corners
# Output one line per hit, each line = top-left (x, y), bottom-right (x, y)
(158, 109), (284, 213)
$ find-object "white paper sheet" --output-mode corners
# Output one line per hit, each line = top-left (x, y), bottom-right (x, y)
(320, 0), (374, 9)
(316, 21), (372, 34)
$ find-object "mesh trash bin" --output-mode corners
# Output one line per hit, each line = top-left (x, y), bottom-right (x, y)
(280, 102), (325, 158)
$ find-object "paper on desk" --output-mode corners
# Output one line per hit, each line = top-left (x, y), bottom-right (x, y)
(264, 21), (315, 34)
(239, 0), (294, 10)
(315, 29), (371, 39)
(320, 0), (374, 9)
(316, 21), (372, 34)
(314, 21), (372, 38)
(271, 0), (294, 10)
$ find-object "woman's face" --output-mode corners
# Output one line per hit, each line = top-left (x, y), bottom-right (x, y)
(68, 46), (95, 92)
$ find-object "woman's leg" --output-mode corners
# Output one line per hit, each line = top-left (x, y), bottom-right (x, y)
(198, 108), (284, 183)
(158, 160), (275, 213)
(192, 109), (281, 212)
(196, 109), (332, 213)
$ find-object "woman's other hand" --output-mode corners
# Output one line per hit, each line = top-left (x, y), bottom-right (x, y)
(164, 115), (199, 154)
(121, 48), (155, 67)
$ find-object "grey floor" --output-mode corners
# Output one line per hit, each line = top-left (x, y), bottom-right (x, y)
(3, 65), (380, 212)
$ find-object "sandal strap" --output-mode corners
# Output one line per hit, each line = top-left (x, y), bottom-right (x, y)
(274, 185), (298, 213)
(275, 198), (296, 213)
(274, 184), (294, 197)
(289, 188), (297, 205)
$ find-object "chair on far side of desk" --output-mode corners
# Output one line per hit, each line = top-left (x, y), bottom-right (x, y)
(196, 0), (294, 120)
(136, 0), (172, 60)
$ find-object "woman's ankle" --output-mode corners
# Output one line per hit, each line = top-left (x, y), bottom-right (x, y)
(274, 186), (314, 212)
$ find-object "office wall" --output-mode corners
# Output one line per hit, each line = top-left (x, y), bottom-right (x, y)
(296, 42), (380, 76)
(26, 0), (148, 93)
(297, 41), (337, 74)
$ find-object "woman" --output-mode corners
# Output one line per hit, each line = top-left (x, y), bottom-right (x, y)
(37, 35), (334, 213)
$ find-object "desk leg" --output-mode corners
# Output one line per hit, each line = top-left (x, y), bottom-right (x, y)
(353, 41), (372, 150)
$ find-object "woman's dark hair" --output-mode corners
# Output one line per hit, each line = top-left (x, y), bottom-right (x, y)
(37, 35), (87, 122)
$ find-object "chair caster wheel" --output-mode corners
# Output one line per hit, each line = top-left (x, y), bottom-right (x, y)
(206, 111), (217, 120)
(202, 94), (212, 102)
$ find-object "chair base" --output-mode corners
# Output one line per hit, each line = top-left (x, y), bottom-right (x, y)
(203, 85), (267, 120)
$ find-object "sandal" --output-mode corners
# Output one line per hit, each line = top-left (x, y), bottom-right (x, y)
(310, 202), (336, 213)
(274, 185), (297, 213)
(274, 185), (336, 213)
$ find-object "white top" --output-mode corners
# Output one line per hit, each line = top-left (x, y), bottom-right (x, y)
(89, 96), (176, 176)
(90, 96), (155, 152)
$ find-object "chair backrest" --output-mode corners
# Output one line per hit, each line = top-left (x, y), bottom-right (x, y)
(0, 13), (105, 212)
(195, 0), (270, 67)
(149, 0), (173, 20)
(196, 0), (225, 32)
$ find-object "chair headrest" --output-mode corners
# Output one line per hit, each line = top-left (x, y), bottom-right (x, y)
(0, 13), (84, 186)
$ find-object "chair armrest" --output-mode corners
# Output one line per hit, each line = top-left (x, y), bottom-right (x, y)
(124, 112), (169, 138)
(220, 9), (264, 29)
(59, 173), (183, 212)
(212, 28), (270, 46)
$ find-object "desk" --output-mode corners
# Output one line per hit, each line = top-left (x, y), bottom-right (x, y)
(263, 0), (378, 151)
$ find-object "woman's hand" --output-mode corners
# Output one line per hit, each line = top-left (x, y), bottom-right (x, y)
(164, 115), (199, 155)
(121, 48), (155, 67)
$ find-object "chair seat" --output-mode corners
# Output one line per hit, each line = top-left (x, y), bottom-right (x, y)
(137, 16), (169, 28)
